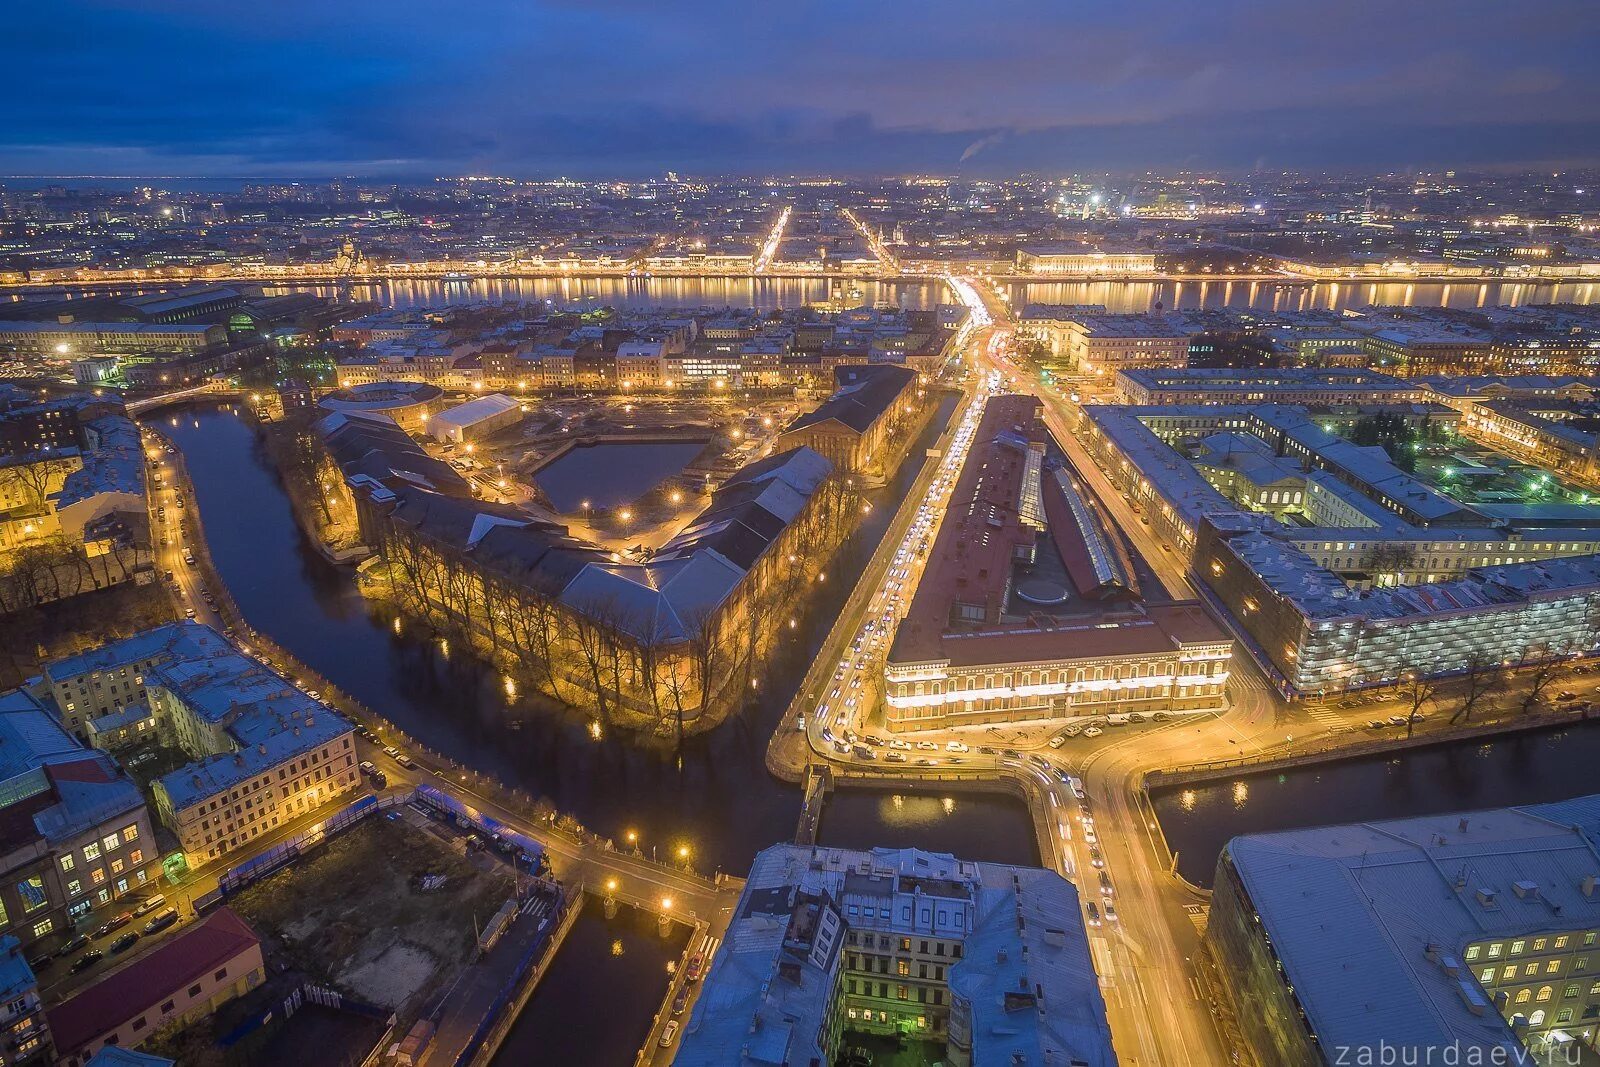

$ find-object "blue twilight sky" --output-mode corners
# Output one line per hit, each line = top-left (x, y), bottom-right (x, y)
(6, 0), (1599, 178)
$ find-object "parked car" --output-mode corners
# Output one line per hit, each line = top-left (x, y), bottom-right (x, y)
(659, 1021), (679, 1047)
(26, 953), (54, 973)
(1086, 902), (1102, 927)
(671, 990), (689, 1016)
(93, 913), (131, 939)
(1098, 871), (1115, 896)
(57, 934), (89, 957)
(142, 908), (180, 935)
(108, 932), (140, 955)
(885, 752), (908, 763)
(132, 893), (167, 917)
(685, 953), (705, 982)
(69, 951), (104, 974)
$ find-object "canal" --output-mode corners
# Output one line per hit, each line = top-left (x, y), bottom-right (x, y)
(491, 896), (689, 1067)
(1151, 719), (1600, 888)
(816, 788), (1040, 867)
(158, 390), (1035, 875)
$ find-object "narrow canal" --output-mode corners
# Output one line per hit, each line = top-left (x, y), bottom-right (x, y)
(158, 393), (1043, 875)
(491, 896), (689, 1066)
(1151, 718), (1600, 887)
(817, 788), (1040, 866)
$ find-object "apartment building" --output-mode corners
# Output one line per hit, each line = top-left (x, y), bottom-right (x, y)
(48, 908), (265, 1067)
(147, 649), (358, 866)
(33, 623), (358, 867)
(0, 691), (159, 950)
(675, 845), (1116, 1067)
(0, 936), (50, 1065)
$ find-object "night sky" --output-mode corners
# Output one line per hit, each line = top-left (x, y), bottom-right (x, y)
(8, 0), (1600, 177)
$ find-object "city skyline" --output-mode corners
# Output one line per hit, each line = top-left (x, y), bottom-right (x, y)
(8, 0), (1600, 178)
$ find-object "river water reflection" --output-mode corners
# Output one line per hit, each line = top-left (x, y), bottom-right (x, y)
(1152, 720), (1600, 887)
(491, 896), (688, 1067)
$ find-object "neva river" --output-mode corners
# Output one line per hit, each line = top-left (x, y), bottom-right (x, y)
(257, 274), (1600, 314)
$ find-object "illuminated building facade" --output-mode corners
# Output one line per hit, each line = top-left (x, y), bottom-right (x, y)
(885, 395), (1231, 731)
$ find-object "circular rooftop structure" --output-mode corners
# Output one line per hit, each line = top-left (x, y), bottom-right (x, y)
(1015, 578), (1071, 605)
(318, 381), (444, 431)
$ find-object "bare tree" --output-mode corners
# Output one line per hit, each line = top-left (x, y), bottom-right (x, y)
(1516, 643), (1570, 716)
(1397, 667), (1438, 739)
(1367, 543), (1418, 585)
(1450, 649), (1502, 726)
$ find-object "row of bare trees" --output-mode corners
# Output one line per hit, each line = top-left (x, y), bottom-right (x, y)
(372, 473), (861, 741)
(0, 532), (145, 614)
(1393, 638), (1592, 737)
(262, 415), (356, 541)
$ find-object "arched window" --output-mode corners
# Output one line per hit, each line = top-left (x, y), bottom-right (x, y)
(1529, 1009), (1546, 1027)
(1537, 986), (1553, 1002)
(1516, 989), (1533, 1004)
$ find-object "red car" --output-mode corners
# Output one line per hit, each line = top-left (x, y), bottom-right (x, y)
(684, 953), (705, 982)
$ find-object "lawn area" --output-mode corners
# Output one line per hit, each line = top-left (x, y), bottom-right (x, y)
(229, 814), (516, 1010)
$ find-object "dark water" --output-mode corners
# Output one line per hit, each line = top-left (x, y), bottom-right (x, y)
(534, 440), (707, 512)
(817, 788), (1040, 867)
(156, 394), (1042, 876)
(492, 896), (689, 1067)
(1152, 719), (1600, 887)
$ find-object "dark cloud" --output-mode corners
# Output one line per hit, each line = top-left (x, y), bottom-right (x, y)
(3, 0), (1598, 176)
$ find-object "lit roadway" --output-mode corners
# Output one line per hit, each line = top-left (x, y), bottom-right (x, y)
(773, 277), (1251, 1065)
(754, 205), (791, 274)
(841, 207), (900, 275)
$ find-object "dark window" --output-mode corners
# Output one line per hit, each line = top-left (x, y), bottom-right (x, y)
(188, 984), (202, 997)
(161, 1000), (174, 1012)
(214, 968), (227, 981)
